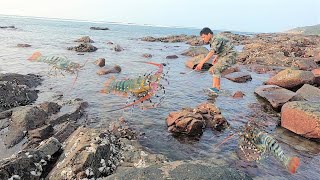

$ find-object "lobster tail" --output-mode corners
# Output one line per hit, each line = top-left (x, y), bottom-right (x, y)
(28, 51), (42, 61)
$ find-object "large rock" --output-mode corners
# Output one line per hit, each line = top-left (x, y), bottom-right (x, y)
(74, 36), (94, 43)
(0, 73), (42, 88)
(167, 103), (228, 136)
(0, 137), (62, 180)
(295, 84), (320, 102)
(291, 58), (318, 71)
(96, 65), (121, 75)
(181, 46), (209, 57)
(48, 127), (123, 180)
(3, 106), (48, 148)
(255, 85), (297, 111)
(265, 68), (315, 90)
(281, 101), (320, 139)
(67, 43), (97, 52)
(185, 54), (212, 70)
(104, 161), (252, 180)
(224, 72), (252, 83)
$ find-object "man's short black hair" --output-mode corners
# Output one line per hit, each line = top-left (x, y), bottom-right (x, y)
(200, 27), (213, 35)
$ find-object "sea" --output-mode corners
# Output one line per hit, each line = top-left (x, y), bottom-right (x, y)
(0, 15), (319, 179)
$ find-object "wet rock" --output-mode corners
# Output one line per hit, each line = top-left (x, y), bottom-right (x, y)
(90, 27), (109, 30)
(281, 101), (320, 139)
(94, 58), (106, 67)
(53, 121), (80, 143)
(181, 46), (209, 57)
(291, 58), (318, 71)
(38, 102), (61, 116)
(48, 127), (123, 179)
(220, 65), (240, 77)
(0, 109), (12, 120)
(185, 54), (213, 70)
(142, 53), (152, 58)
(109, 117), (137, 140)
(96, 65), (121, 75)
(0, 137), (62, 180)
(167, 103), (228, 136)
(166, 55), (179, 59)
(141, 34), (201, 45)
(23, 125), (54, 149)
(47, 99), (88, 126)
(67, 43), (97, 52)
(0, 25), (16, 29)
(248, 64), (284, 74)
(17, 43), (31, 47)
(233, 91), (245, 98)
(265, 68), (315, 90)
(113, 45), (124, 52)
(255, 85), (297, 111)
(74, 36), (94, 43)
(105, 161), (252, 180)
(225, 72), (252, 83)
(3, 106), (48, 148)
(295, 84), (320, 102)
(106, 41), (114, 45)
(0, 73), (42, 88)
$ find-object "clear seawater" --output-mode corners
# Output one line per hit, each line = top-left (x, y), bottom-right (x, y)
(0, 15), (319, 180)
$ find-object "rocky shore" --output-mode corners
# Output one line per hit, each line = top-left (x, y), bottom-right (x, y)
(0, 28), (319, 179)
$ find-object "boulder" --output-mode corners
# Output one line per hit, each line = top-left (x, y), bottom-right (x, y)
(38, 102), (61, 116)
(281, 101), (320, 139)
(291, 58), (318, 71)
(113, 45), (123, 52)
(254, 85), (296, 111)
(181, 46), (209, 57)
(265, 68), (315, 90)
(0, 137), (62, 180)
(67, 43), (97, 52)
(48, 127), (123, 179)
(225, 72), (252, 83)
(295, 84), (320, 102)
(74, 36), (94, 43)
(185, 54), (212, 70)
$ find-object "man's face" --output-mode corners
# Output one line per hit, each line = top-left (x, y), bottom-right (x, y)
(201, 33), (212, 44)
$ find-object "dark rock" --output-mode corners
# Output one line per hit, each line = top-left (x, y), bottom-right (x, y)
(48, 127), (122, 179)
(221, 66), (240, 77)
(38, 102), (61, 116)
(255, 85), (296, 111)
(0, 25), (16, 29)
(90, 27), (109, 30)
(113, 45), (124, 52)
(0, 137), (62, 180)
(17, 44), (31, 47)
(281, 101), (320, 139)
(166, 55), (178, 59)
(67, 43), (98, 52)
(225, 72), (252, 83)
(74, 36), (94, 43)
(142, 53), (152, 58)
(94, 58), (106, 67)
(0, 73), (42, 88)
(53, 121), (80, 143)
(23, 125), (54, 149)
(185, 54), (212, 70)
(105, 161), (252, 180)
(106, 41), (114, 45)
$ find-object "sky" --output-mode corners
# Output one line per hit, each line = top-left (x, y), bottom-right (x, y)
(0, 0), (319, 33)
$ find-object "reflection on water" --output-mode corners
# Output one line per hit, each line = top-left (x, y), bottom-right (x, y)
(0, 15), (319, 179)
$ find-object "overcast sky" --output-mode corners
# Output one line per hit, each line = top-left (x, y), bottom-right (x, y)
(0, 0), (319, 32)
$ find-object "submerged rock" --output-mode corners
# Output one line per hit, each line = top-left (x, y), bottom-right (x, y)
(74, 36), (94, 43)
(94, 58), (106, 67)
(181, 46), (209, 57)
(224, 72), (252, 83)
(67, 43), (97, 52)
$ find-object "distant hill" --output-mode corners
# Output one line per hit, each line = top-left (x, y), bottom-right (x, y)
(287, 24), (320, 35)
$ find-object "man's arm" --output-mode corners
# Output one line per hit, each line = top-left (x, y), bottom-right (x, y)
(195, 51), (215, 70)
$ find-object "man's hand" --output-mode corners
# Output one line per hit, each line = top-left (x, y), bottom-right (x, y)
(195, 63), (203, 71)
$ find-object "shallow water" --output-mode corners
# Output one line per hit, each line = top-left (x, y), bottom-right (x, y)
(0, 15), (319, 179)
